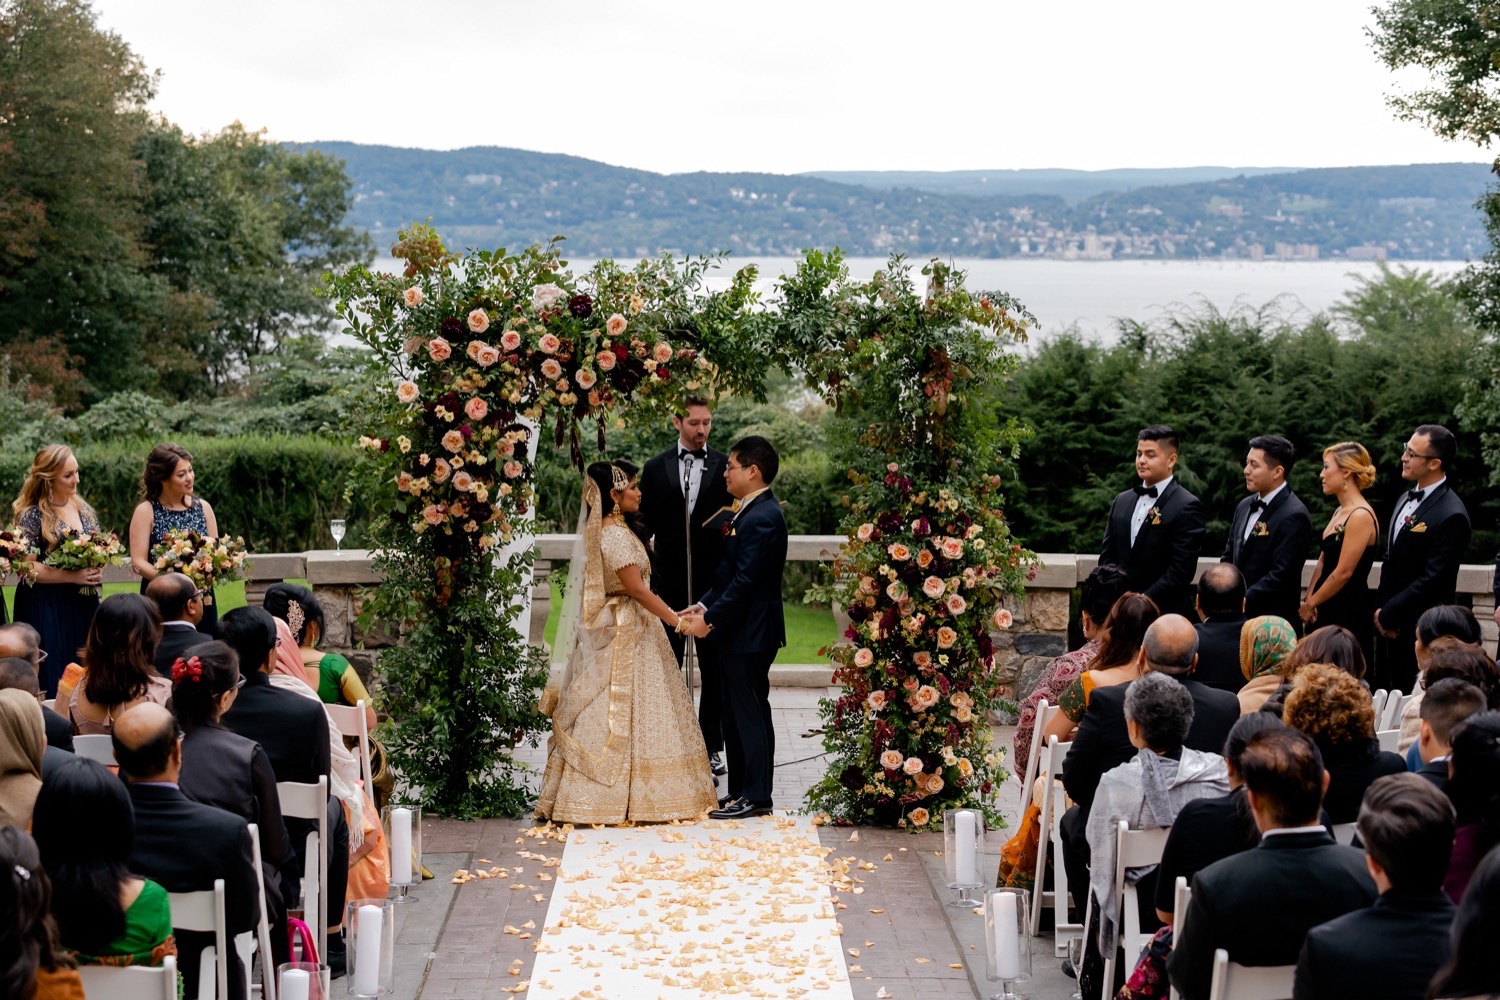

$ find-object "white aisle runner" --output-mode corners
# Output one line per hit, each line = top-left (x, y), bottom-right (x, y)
(526, 814), (855, 999)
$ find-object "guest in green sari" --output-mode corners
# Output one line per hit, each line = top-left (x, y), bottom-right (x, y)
(263, 583), (378, 733)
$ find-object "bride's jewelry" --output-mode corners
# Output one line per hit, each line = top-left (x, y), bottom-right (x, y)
(606, 511), (627, 527)
(610, 465), (629, 491)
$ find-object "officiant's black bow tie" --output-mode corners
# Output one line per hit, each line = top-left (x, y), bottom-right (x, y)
(680, 448), (707, 461)
(1249, 498), (1268, 512)
(1406, 489), (1426, 503)
(1133, 484), (1159, 498)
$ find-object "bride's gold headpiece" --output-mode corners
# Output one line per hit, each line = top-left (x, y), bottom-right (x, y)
(610, 465), (629, 491)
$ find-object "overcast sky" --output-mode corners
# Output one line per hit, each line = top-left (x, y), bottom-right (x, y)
(90, 0), (1485, 175)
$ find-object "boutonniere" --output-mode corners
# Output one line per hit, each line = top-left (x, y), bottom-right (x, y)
(721, 522), (735, 538)
(1148, 506), (1162, 526)
(1252, 521), (1270, 537)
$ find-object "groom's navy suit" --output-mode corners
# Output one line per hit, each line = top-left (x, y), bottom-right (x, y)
(1101, 478), (1205, 619)
(1222, 487), (1313, 627)
(701, 490), (787, 805)
(1375, 480), (1470, 691)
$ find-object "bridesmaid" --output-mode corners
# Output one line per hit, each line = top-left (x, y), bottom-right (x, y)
(1299, 441), (1378, 665)
(11, 445), (104, 697)
(128, 443), (220, 635)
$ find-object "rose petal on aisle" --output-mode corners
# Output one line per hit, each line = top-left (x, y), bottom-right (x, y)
(527, 813), (854, 999)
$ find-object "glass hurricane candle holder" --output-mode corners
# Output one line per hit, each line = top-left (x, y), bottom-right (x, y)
(383, 803), (422, 903)
(984, 887), (1032, 1000)
(943, 808), (985, 906)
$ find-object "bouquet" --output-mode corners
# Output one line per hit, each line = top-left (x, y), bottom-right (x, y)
(45, 531), (127, 595)
(150, 529), (251, 604)
(0, 528), (38, 585)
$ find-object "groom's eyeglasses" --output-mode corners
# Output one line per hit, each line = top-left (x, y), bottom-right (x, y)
(1402, 446), (1439, 460)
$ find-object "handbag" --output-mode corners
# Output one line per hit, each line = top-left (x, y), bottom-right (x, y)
(287, 915), (319, 965)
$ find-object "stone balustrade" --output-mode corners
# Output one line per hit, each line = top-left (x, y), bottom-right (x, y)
(170, 543), (1498, 697)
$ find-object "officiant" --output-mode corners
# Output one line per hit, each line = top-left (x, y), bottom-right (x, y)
(639, 399), (734, 778)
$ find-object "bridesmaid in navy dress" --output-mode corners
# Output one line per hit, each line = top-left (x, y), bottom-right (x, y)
(11, 445), (105, 696)
(128, 443), (220, 635)
(1299, 441), (1379, 666)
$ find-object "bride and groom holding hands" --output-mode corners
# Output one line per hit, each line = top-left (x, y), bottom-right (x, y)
(535, 402), (788, 824)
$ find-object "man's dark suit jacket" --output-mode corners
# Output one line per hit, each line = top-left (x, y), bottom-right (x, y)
(1375, 481), (1470, 634)
(154, 622), (211, 678)
(1222, 488), (1313, 625)
(639, 445), (733, 610)
(1101, 479), (1205, 619)
(702, 491), (787, 655)
(42, 705), (72, 751)
(126, 782), (258, 1000)
(1061, 676), (1241, 812)
(1192, 615), (1249, 693)
(1294, 888), (1454, 1000)
(221, 670), (330, 785)
(1168, 829), (1376, 1000)
(1416, 757), (1449, 791)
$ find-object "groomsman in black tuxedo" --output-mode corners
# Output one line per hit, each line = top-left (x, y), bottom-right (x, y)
(639, 400), (734, 777)
(1100, 425), (1205, 619)
(1374, 425), (1471, 692)
(1222, 435), (1313, 626)
(682, 436), (787, 820)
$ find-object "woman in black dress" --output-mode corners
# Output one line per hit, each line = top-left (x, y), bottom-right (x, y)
(128, 443), (220, 634)
(1299, 441), (1378, 665)
(10, 445), (104, 696)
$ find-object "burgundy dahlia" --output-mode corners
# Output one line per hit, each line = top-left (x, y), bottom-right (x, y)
(568, 294), (593, 318)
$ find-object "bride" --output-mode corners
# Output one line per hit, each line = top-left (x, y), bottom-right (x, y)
(535, 459), (718, 824)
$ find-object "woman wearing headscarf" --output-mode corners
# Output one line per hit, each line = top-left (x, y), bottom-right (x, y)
(0, 688), (44, 829)
(1235, 616), (1297, 715)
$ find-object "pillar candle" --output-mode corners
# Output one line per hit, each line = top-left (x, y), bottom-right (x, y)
(353, 903), (384, 995)
(279, 968), (310, 1000)
(993, 891), (1021, 980)
(391, 807), (413, 885)
(954, 810), (978, 885)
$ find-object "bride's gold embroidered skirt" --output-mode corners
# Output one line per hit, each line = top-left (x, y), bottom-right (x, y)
(536, 597), (717, 825)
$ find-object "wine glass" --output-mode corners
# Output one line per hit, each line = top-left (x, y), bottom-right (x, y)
(1066, 936), (1084, 999)
(330, 519), (346, 552)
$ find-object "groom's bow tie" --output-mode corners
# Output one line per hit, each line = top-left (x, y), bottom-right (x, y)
(1406, 488), (1426, 503)
(1249, 498), (1268, 512)
(680, 448), (707, 461)
(1133, 484), (1159, 498)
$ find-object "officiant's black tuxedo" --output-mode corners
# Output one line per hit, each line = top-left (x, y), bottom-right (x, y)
(1375, 480), (1470, 691)
(1222, 488), (1313, 626)
(640, 444), (734, 754)
(702, 490), (787, 805)
(1100, 479), (1205, 619)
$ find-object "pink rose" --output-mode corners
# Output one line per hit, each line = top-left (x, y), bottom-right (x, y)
(595, 350), (617, 371)
(466, 340), (484, 361)
(606, 313), (627, 337)
(476, 346), (500, 367)
(887, 462), (899, 472)
(396, 472), (413, 492)
(992, 607), (1013, 629)
(503, 461), (523, 479)
(859, 576), (877, 595)
(441, 430), (464, 453)
(575, 368), (597, 389)
(941, 538), (964, 559)
(652, 342), (673, 364)
(885, 581), (907, 603)
(403, 287), (424, 308)
(879, 749), (903, 770)
(432, 458), (452, 483)
(538, 333), (561, 354)
(867, 690), (887, 711)
(916, 685), (940, 710)
(946, 594), (967, 615)
(853, 648), (875, 668)
(925, 774), (945, 794)
(855, 523), (875, 542)
(922, 576), (946, 599)
(464, 397), (488, 421)
(531, 283), (565, 313)
(500, 331), (522, 352)
(428, 337), (452, 362)
(954, 705), (973, 723)
(467, 309), (490, 334)
(396, 381), (419, 404)
(913, 651), (932, 669)
(452, 470), (474, 492)
(936, 626), (958, 649)
(421, 504), (444, 525)
(916, 549), (934, 568)
(887, 542), (911, 561)
(903, 676), (920, 692)
(907, 807), (930, 828)
(540, 358), (563, 380)
(902, 757), (924, 776)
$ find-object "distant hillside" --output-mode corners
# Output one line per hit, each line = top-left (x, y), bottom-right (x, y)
(804, 166), (1302, 202)
(302, 143), (1490, 260)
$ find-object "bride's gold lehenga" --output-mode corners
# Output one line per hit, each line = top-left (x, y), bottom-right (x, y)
(536, 517), (717, 825)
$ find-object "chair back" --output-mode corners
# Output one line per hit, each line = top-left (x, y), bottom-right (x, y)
(1207, 948), (1294, 1000)
(169, 878), (228, 1000)
(1170, 877), (1191, 1000)
(73, 733), (117, 766)
(277, 777), (329, 969)
(1389, 692), (1417, 729)
(1377, 689), (1405, 731)
(78, 955), (178, 1000)
(1369, 688), (1388, 722)
(1030, 734), (1079, 949)
(42, 698), (56, 712)
(241, 822), (278, 1000)
(1103, 821), (1172, 991)
(324, 699), (374, 792)
(1016, 699), (1056, 817)
(1376, 728), (1400, 754)
(1329, 822), (1359, 846)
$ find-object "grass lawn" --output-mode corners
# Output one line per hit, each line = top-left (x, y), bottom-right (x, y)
(542, 577), (835, 664)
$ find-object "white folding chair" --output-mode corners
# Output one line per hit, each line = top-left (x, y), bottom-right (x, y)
(1016, 699), (1056, 818)
(1207, 948), (1295, 1000)
(1102, 821), (1172, 992)
(168, 879), (227, 1000)
(78, 954), (177, 1000)
(1376, 728), (1400, 753)
(325, 700), (374, 792)
(1170, 877), (1191, 1000)
(278, 776), (330, 967)
(73, 733), (116, 766)
(1378, 689), (1406, 731)
(239, 822), (277, 1000)
(1030, 735), (1082, 950)
(1329, 822), (1358, 846)
(1369, 688), (1388, 723)
(42, 698), (56, 712)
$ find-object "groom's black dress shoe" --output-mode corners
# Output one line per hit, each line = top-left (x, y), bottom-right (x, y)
(717, 794), (734, 808)
(709, 797), (773, 820)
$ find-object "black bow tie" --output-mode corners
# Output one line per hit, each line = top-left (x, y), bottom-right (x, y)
(1133, 484), (1159, 498)
(1249, 498), (1268, 512)
(1406, 489), (1426, 504)
(680, 448), (707, 461)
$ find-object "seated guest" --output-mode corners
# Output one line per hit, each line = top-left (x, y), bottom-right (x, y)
(0, 658), (72, 777)
(1398, 605), (1484, 753)
(113, 703), (256, 1000)
(1415, 678), (1486, 791)
(0, 826), (85, 1000)
(0, 623), (71, 751)
(1041, 592), (1161, 747)
(1084, 673), (1228, 979)
(1167, 728), (1376, 1000)
(1282, 663), (1405, 824)
(1427, 846), (1500, 1000)
(0, 687), (44, 829)
(1192, 563), (1250, 693)
(145, 572), (209, 678)
(1012, 564), (1128, 777)
(171, 641), (292, 964)
(264, 583), (378, 732)
(1294, 774), (1456, 1000)
(1258, 624), (1367, 718)
(32, 756), (175, 970)
(68, 594), (170, 736)
(1443, 711), (1500, 903)
(1234, 616), (1296, 715)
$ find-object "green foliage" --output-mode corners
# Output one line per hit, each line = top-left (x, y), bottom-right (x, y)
(1369, 0), (1500, 146)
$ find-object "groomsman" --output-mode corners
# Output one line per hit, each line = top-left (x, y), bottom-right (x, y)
(1100, 425), (1205, 619)
(1222, 435), (1313, 626)
(1374, 425), (1471, 692)
(639, 399), (734, 777)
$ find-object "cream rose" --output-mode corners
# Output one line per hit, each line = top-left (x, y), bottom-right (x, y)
(916, 549), (934, 568)
(476, 346), (500, 367)
(403, 286), (424, 307)
(503, 461), (523, 479)
(396, 472), (413, 492)
(879, 749), (903, 770)
(946, 594), (967, 615)
(941, 537), (964, 559)
(652, 342), (673, 364)
(441, 430), (464, 453)
(532, 283), (565, 312)
(907, 807), (930, 828)
(452, 470), (474, 492)
(902, 757), (924, 776)
(540, 358), (563, 380)
(992, 607), (1013, 629)
(922, 576), (946, 599)
(427, 337), (452, 362)
(867, 690), (887, 711)
(596, 350), (617, 371)
(575, 368), (597, 389)
(853, 648), (875, 668)
(606, 313), (627, 337)
(464, 397), (488, 421)
(421, 504), (444, 525)
(887, 542), (911, 561)
(396, 381), (419, 404)
(936, 626), (958, 649)
(538, 333), (561, 354)
(856, 523), (875, 542)
(902, 676), (920, 692)
(956, 758), (974, 778)
(431, 459), (452, 483)
(467, 309), (490, 333)
(913, 651), (932, 669)
(500, 330), (522, 352)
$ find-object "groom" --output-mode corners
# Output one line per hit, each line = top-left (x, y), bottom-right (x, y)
(681, 435), (787, 820)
